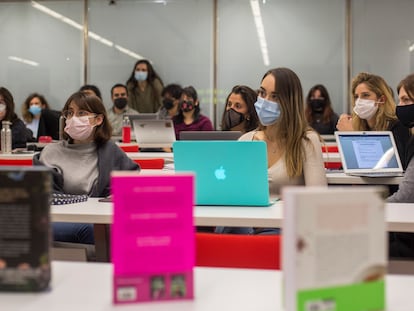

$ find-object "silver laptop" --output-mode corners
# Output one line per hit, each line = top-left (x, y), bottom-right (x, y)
(132, 119), (176, 148)
(179, 131), (242, 141)
(126, 113), (159, 129)
(335, 131), (404, 177)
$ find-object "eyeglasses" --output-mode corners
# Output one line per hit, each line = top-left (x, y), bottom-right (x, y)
(62, 110), (97, 119)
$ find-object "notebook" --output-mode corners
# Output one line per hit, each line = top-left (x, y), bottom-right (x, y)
(132, 119), (176, 148)
(335, 131), (404, 177)
(173, 141), (270, 206)
(179, 131), (243, 141)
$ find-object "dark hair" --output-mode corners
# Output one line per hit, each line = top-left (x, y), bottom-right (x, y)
(304, 84), (334, 124)
(221, 85), (259, 132)
(0, 87), (18, 123)
(161, 83), (183, 100)
(110, 83), (128, 97)
(175, 86), (201, 123)
(397, 73), (414, 101)
(62, 92), (111, 145)
(126, 59), (164, 105)
(22, 93), (50, 123)
(79, 84), (102, 100)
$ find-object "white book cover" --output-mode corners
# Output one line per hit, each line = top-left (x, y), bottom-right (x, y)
(282, 186), (386, 311)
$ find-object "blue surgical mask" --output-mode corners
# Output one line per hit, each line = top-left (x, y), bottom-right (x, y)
(254, 97), (281, 126)
(134, 71), (148, 81)
(29, 105), (42, 116)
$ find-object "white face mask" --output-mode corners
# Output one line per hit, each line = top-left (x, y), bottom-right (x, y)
(0, 103), (6, 113)
(64, 116), (95, 141)
(353, 98), (379, 120)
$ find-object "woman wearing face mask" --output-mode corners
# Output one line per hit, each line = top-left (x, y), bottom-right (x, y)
(22, 93), (61, 141)
(220, 85), (260, 133)
(126, 59), (164, 113)
(387, 73), (414, 259)
(337, 72), (410, 168)
(158, 83), (183, 119)
(34, 92), (140, 244)
(305, 84), (339, 135)
(173, 86), (214, 139)
(0, 87), (33, 149)
(216, 68), (327, 235)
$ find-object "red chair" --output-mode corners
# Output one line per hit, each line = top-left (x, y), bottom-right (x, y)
(322, 145), (342, 169)
(133, 158), (165, 169)
(195, 233), (281, 270)
(119, 144), (139, 153)
(0, 159), (33, 166)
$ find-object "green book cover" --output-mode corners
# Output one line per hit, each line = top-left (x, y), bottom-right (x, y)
(283, 186), (386, 311)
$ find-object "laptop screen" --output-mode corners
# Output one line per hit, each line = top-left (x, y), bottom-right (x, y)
(335, 131), (403, 172)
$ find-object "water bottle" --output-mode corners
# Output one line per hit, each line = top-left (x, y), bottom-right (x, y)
(122, 115), (131, 143)
(1, 120), (12, 153)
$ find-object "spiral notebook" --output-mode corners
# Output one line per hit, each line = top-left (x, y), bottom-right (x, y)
(335, 131), (404, 177)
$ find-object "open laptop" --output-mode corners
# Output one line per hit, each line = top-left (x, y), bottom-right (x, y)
(126, 113), (159, 129)
(132, 119), (176, 148)
(335, 131), (404, 177)
(173, 141), (270, 206)
(179, 131), (243, 141)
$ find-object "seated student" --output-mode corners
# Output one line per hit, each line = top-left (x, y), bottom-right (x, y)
(337, 72), (410, 168)
(107, 83), (139, 136)
(158, 83), (183, 119)
(79, 84), (102, 100)
(216, 68), (327, 234)
(387, 73), (414, 258)
(172, 86), (214, 139)
(220, 85), (259, 133)
(0, 86), (33, 149)
(21, 92), (61, 140)
(305, 84), (339, 135)
(34, 92), (140, 244)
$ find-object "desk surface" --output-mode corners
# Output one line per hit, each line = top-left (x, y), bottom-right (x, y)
(0, 261), (413, 311)
(51, 197), (414, 233)
(326, 171), (403, 185)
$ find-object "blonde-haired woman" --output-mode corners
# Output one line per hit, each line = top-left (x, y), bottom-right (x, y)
(337, 72), (410, 168)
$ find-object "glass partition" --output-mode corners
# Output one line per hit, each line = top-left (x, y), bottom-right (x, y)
(88, 0), (214, 117)
(217, 0), (346, 127)
(352, 0), (414, 107)
(0, 1), (83, 112)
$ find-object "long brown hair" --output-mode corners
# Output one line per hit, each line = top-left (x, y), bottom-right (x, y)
(262, 68), (314, 177)
(351, 72), (397, 130)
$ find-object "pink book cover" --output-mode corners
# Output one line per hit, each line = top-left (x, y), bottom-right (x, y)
(111, 173), (195, 304)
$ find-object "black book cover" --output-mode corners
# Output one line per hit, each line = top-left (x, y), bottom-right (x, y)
(0, 166), (52, 291)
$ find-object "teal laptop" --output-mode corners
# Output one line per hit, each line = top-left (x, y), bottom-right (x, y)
(173, 140), (270, 206)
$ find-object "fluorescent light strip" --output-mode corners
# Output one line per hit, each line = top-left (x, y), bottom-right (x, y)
(409, 44), (414, 52)
(8, 56), (39, 67)
(31, 1), (141, 59)
(250, 0), (270, 66)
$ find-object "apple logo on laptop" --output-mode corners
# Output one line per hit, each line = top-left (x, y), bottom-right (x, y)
(214, 166), (226, 180)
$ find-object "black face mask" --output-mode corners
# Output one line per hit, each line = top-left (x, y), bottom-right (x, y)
(310, 99), (326, 112)
(396, 104), (414, 128)
(180, 100), (195, 112)
(114, 97), (128, 110)
(163, 98), (174, 110)
(223, 109), (244, 130)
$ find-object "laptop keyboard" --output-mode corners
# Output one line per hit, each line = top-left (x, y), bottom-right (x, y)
(350, 172), (404, 178)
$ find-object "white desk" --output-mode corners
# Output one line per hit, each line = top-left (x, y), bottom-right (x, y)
(126, 152), (174, 164)
(0, 261), (413, 311)
(51, 198), (414, 233)
(326, 172), (403, 185)
(51, 198), (414, 262)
